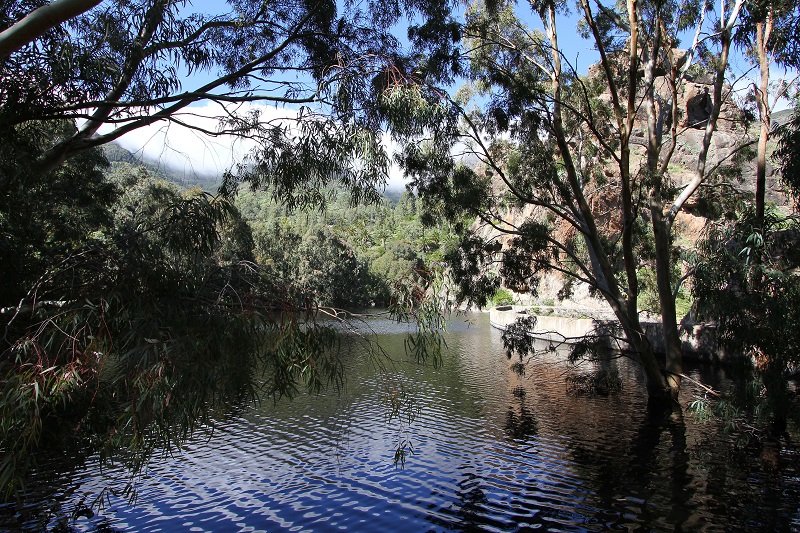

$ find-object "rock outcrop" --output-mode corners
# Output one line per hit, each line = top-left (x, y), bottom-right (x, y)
(477, 50), (791, 310)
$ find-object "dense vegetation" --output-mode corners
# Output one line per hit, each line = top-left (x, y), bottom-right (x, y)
(379, 0), (800, 414)
(0, 0), (459, 499)
(235, 186), (458, 308)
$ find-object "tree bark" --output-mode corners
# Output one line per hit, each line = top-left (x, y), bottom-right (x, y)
(755, 16), (773, 227)
(643, 11), (683, 400)
(0, 0), (103, 59)
(652, 211), (682, 399)
(616, 308), (671, 400)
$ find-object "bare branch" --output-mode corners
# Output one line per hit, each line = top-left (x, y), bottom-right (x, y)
(667, 0), (743, 223)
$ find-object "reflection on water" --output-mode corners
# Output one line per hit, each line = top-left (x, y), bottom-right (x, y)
(3, 312), (799, 532)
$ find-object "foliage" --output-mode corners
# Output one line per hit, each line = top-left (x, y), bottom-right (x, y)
(0, 0), (463, 501)
(389, 266), (448, 368)
(693, 209), (800, 432)
(296, 229), (375, 308)
(0, 159), (349, 498)
(491, 288), (514, 307)
(735, 0), (800, 70)
(384, 0), (752, 400)
(0, 121), (117, 304)
(0, 0), (459, 182)
(501, 315), (537, 363)
(774, 103), (800, 208)
(236, 187), (457, 308)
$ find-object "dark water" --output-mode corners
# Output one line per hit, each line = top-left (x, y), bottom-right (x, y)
(3, 313), (799, 532)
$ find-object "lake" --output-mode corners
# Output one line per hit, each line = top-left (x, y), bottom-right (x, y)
(2, 312), (799, 532)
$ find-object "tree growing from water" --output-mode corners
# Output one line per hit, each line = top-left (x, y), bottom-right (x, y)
(690, 96), (800, 435)
(679, 0), (800, 435)
(384, 0), (751, 402)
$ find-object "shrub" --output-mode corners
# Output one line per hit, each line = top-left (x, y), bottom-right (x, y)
(491, 288), (515, 307)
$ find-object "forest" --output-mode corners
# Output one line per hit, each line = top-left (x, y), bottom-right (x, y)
(1, 0), (799, 508)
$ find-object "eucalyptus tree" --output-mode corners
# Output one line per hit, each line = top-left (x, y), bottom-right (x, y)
(0, 0), (459, 498)
(677, 1), (800, 434)
(0, 0), (103, 58)
(384, 0), (748, 402)
(734, 0), (800, 226)
(0, 0), (456, 185)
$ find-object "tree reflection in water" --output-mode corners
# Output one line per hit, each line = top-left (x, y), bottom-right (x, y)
(505, 386), (539, 442)
(3, 313), (799, 532)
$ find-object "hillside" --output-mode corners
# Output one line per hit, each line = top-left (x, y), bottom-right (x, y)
(102, 143), (222, 191)
(772, 107), (794, 126)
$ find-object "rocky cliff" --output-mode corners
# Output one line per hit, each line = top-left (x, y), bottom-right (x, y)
(476, 52), (792, 311)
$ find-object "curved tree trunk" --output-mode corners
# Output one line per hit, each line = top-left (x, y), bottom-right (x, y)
(0, 0), (102, 59)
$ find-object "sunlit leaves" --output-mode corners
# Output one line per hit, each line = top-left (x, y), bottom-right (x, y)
(225, 117), (387, 212)
(380, 83), (452, 139)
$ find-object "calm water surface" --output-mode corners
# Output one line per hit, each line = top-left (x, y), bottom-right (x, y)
(3, 312), (799, 532)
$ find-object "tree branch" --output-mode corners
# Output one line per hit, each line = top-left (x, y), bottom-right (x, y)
(31, 5), (322, 176)
(667, 0), (744, 223)
(0, 0), (102, 59)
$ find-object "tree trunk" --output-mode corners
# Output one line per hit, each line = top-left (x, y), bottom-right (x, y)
(639, 13), (682, 401)
(755, 17), (773, 227)
(651, 212), (682, 399)
(618, 311), (672, 402)
(0, 0), (103, 59)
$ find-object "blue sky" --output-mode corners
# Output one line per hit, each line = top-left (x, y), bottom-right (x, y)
(111, 1), (602, 183)
(107, 0), (793, 185)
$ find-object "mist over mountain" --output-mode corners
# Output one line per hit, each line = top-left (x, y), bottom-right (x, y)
(103, 143), (223, 191)
(104, 142), (412, 201)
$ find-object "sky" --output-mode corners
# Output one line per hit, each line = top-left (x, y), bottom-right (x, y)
(102, 1), (794, 189)
(102, 103), (294, 181)
(102, 1), (598, 189)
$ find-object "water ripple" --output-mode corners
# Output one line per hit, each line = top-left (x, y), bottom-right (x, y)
(3, 313), (799, 532)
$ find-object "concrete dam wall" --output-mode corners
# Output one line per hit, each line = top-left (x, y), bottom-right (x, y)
(489, 307), (721, 362)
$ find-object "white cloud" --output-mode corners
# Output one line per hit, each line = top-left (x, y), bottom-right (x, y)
(97, 102), (299, 179)
(98, 102), (411, 190)
(381, 132), (410, 191)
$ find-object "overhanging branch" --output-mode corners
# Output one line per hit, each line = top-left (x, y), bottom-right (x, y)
(0, 0), (102, 59)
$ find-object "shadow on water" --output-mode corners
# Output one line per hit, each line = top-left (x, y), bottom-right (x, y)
(504, 386), (539, 443)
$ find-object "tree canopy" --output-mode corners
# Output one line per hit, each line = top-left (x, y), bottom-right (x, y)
(0, 0), (459, 498)
(0, 0), (458, 184)
(383, 0), (760, 402)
